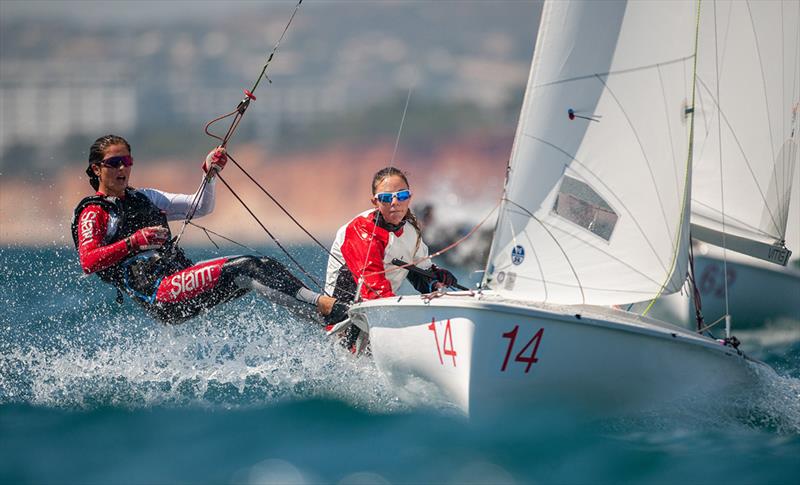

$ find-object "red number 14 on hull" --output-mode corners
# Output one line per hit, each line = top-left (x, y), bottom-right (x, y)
(428, 318), (457, 367)
(501, 325), (544, 373)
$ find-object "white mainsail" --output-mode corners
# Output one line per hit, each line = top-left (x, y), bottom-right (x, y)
(691, 0), (799, 265)
(485, 0), (698, 305)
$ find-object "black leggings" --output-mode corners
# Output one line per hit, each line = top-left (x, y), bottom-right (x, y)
(140, 255), (309, 324)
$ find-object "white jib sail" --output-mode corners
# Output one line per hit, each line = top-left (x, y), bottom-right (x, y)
(692, 0), (800, 263)
(485, 0), (699, 306)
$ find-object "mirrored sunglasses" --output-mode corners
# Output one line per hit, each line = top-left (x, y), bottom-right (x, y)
(100, 155), (134, 168)
(374, 189), (411, 204)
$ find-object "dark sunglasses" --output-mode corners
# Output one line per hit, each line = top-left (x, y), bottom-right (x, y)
(374, 189), (411, 204)
(99, 155), (134, 168)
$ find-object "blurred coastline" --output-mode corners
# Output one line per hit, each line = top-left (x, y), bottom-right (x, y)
(0, 133), (511, 246)
(0, 0), (541, 246)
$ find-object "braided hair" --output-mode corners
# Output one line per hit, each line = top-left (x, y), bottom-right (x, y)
(371, 167), (422, 253)
(85, 134), (131, 191)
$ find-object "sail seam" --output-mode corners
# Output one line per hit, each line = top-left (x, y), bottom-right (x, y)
(524, 134), (669, 274)
(692, 200), (774, 239)
(745, 1), (779, 221)
(597, 74), (677, 251)
(504, 200), (585, 303)
(694, 76), (784, 236)
(656, 64), (683, 207)
(539, 216), (665, 288)
(535, 55), (694, 88)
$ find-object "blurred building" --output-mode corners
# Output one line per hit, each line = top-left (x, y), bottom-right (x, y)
(0, 60), (136, 155)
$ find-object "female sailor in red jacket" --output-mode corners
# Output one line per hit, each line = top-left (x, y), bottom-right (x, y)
(73, 134), (347, 324)
(325, 167), (457, 351)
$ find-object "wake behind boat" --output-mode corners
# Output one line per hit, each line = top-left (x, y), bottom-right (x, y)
(349, 0), (798, 416)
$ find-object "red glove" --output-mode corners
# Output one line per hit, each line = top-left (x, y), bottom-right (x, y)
(127, 226), (169, 252)
(202, 146), (228, 174)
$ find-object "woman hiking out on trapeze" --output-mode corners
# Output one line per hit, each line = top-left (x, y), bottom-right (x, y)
(72, 134), (348, 325)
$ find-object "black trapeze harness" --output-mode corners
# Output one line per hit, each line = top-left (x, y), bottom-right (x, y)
(71, 188), (193, 304)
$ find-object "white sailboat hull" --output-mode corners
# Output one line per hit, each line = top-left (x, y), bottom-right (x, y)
(648, 249), (800, 329)
(351, 292), (764, 416)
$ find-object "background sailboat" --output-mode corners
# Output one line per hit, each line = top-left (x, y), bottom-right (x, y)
(649, 0), (800, 330)
(350, 0), (773, 416)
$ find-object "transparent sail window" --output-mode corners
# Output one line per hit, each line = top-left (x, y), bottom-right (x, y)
(552, 176), (618, 241)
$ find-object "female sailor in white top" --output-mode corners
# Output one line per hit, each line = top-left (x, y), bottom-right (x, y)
(325, 167), (458, 352)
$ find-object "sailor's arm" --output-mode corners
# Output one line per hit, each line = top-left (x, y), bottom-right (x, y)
(141, 147), (227, 221)
(77, 206), (169, 274)
(76, 205), (129, 273)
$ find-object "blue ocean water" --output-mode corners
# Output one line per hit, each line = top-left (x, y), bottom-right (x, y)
(1, 246), (799, 484)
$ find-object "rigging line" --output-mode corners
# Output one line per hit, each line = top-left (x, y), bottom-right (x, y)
(697, 313), (729, 334)
(390, 85), (414, 168)
(173, 173), (214, 246)
(366, 198), (501, 280)
(687, 240), (703, 331)
(482, 164), (513, 288)
(187, 220), (360, 301)
(781, 0), (786, 225)
(714, 0), (732, 335)
(216, 173), (325, 293)
(188, 221), (270, 257)
(225, 152), (344, 265)
(656, 64), (682, 203)
(525, 134), (670, 275)
(355, 83), (415, 299)
(175, 1), (303, 245)
(695, 76), (784, 236)
(503, 199), (586, 304)
(596, 74), (676, 248)
(249, 0), (304, 95)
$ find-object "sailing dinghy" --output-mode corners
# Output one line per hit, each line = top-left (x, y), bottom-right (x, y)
(649, 0), (800, 329)
(348, 0), (788, 416)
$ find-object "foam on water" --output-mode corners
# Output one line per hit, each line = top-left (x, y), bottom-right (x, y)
(0, 299), (406, 413)
(1, 247), (799, 433)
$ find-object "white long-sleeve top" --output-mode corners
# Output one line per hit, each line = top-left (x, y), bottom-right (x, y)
(139, 176), (216, 221)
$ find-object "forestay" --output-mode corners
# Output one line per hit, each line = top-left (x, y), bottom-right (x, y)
(485, 0), (698, 305)
(691, 0), (799, 265)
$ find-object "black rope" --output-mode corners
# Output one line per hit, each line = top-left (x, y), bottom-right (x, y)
(216, 173), (325, 292)
(688, 241), (705, 333)
(180, 0), (304, 235)
(189, 221), (271, 258)
(226, 152), (345, 267)
(188, 220), (363, 301)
